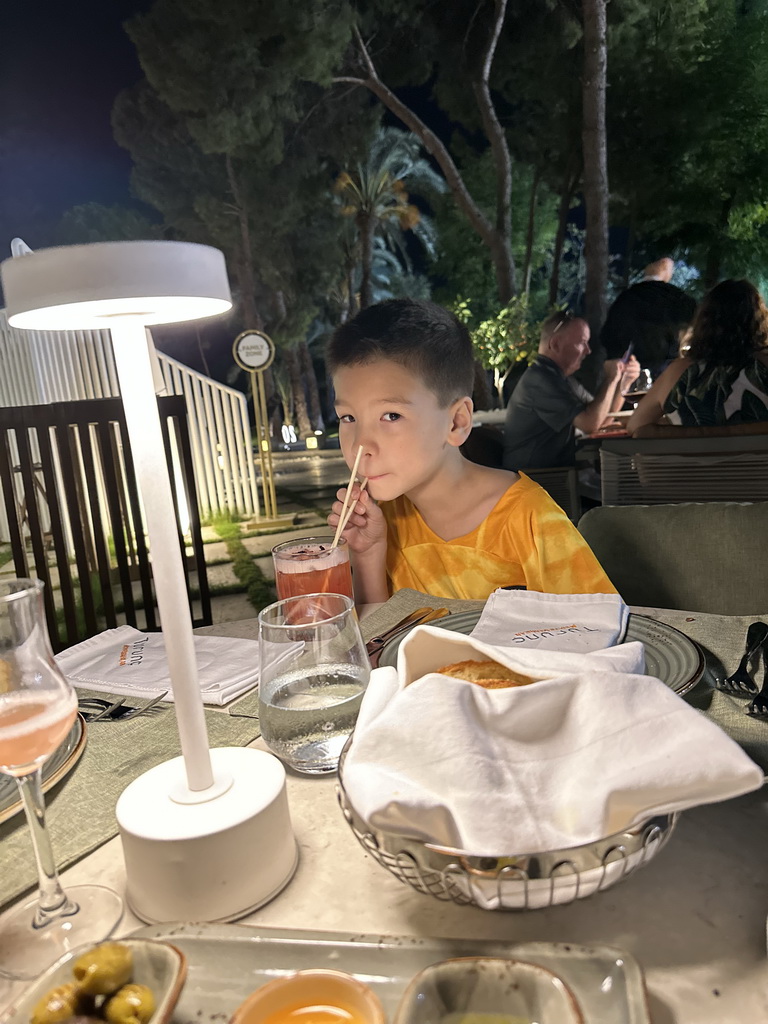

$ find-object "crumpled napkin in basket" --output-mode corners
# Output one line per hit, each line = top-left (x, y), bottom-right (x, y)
(343, 625), (763, 857)
(470, 589), (630, 652)
(55, 625), (259, 706)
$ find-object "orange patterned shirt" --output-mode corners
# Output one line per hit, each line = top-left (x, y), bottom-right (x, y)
(380, 473), (615, 600)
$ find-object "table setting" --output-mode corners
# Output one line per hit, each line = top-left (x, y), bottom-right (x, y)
(3, 569), (768, 1021)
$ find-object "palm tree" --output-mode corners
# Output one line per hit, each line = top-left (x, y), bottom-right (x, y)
(334, 126), (446, 308)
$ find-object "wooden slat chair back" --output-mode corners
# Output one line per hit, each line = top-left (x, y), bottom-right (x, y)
(0, 396), (211, 652)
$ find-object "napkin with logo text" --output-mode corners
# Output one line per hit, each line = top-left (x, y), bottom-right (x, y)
(470, 589), (630, 652)
(55, 625), (259, 705)
(343, 624), (763, 858)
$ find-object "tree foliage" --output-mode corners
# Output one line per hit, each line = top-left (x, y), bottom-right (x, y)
(454, 294), (538, 407)
(333, 125), (445, 308)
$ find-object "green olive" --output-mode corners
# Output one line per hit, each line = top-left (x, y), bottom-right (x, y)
(103, 984), (156, 1024)
(72, 942), (133, 996)
(30, 982), (83, 1024)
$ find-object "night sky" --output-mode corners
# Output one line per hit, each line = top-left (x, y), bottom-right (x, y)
(1, 0), (150, 251)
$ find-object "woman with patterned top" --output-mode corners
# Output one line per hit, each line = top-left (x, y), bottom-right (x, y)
(627, 279), (768, 434)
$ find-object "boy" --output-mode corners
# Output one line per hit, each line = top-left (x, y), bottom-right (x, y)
(326, 299), (614, 602)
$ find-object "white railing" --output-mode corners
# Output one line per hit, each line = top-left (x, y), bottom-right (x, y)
(0, 310), (260, 542)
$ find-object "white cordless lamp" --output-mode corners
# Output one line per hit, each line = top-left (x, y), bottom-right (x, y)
(1, 241), (298, 922)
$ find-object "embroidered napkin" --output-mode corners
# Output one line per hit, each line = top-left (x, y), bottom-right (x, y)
(55, 626), (259, 705)
(470, 589), (630, 652)
(343, 625), (763, 857)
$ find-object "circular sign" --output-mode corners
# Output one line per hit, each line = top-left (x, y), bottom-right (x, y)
(233, 330), (275, 372)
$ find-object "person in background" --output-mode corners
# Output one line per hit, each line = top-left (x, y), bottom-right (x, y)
(325, 299), (616, 602)
(502, 311), (640, 471)
(600, 257), (697, 376)
(627, 278), (768, 434)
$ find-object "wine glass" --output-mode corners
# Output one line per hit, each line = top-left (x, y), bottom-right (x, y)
(623, 368), (652, 397)
(0, 578), (123, 979)
(258, 593), (370, 775)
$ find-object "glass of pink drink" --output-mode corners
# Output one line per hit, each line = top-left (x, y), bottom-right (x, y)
(0, 579), (123, 979)
(272, 536), (353, 602)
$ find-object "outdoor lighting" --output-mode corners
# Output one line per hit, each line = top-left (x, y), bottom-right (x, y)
(1, 241), (297, 923)
(305, 436), (318, 449)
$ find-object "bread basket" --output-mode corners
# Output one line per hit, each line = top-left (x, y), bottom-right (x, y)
(337, 741), (677, 911)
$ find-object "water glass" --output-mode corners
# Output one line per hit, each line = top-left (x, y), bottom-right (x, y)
(258, 594), (370, 775)
(271, 536), (353, 601)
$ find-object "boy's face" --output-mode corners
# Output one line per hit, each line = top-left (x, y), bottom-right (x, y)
(333, 359), (471, 502)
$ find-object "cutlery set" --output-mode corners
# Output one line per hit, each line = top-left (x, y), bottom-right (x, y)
(366, 607), (449, 667)
(77, 692), (169, 723)
(717, 621), (768, 716)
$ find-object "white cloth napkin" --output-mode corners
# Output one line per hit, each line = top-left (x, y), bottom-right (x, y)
(343, 625), (763, 858)
(55, 626), (259, 706)
(470, 589), (630, 652)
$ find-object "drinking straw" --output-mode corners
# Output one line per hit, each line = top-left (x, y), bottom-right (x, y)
(332, 445), (364, 548)
(336, 477), (368, 540)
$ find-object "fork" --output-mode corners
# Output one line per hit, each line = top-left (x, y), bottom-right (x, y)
(79, 692), (169, 722)
(746, 646), (768, 717)
(718, 621), (768, 696)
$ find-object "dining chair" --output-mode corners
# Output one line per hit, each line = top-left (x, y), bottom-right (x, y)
(460, 426), (582, 522)
(599, 429), (768, 506)
(0, 395), (211, 652)
(578, 501), (768, 614)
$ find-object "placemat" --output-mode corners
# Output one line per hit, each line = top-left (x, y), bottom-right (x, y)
(359, 588), (485, 643)
(633, 607), (768, 775)
(0, 699), (262, 910)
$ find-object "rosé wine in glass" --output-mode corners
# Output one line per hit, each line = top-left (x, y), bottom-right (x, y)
(0, 578), (122, 979)
(272, 536), (353, 601)
(0, 691), (77, 777)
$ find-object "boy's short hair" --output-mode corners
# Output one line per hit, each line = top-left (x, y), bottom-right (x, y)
(326, 299), (474, 406)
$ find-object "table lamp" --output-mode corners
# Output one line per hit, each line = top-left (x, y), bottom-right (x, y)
(1, 240), (297, 922)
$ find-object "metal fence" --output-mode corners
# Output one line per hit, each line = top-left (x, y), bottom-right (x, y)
(0, 310), (260, 543)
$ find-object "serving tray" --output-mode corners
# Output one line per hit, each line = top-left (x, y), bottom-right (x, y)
(131, 923), (650, 1024)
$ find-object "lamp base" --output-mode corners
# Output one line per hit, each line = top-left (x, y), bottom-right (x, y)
(116, 748), (297, 923)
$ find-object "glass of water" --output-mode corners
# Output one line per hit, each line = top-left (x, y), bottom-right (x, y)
(258, 593), (370, 775)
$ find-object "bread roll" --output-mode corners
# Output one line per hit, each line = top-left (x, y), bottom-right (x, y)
(437, 659), (535, 689)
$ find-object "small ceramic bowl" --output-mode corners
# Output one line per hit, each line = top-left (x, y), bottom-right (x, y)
(231, 968), (386, 1024)
(3, 938), (187, 1024)
(393, 957), (584, 1024)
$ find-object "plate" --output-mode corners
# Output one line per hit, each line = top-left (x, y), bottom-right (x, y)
(378, 611), (705, 696)
(131, 923), (650, 1024)
(0, 714), (86, 825)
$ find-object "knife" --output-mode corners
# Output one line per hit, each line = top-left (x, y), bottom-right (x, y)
(367, 607), (450, 667)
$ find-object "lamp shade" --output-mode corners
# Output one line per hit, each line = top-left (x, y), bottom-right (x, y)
(1, 240), (232, 330)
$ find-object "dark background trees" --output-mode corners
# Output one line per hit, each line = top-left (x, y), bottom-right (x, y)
(21, 0), (768, 419)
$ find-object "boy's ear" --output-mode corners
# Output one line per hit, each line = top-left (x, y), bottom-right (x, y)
(447, 396), (474, 447)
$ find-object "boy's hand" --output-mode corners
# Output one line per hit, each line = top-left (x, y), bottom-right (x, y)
(328, 485), (386, 554)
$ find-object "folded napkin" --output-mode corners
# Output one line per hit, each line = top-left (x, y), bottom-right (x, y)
(343, 625), (763, 858)
(470, 589), (630, 652)
(55, 626), (259, 706)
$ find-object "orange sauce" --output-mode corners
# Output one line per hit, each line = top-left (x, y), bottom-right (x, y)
(261, 1005), (362, 1024)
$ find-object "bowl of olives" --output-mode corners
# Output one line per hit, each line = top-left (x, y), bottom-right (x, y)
(3, 939), (186, 1024)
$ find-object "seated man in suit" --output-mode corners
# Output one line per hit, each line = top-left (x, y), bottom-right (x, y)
(503, 311), (639, 470)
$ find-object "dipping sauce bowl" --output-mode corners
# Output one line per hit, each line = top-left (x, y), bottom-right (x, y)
(231, 968), (386, 1024)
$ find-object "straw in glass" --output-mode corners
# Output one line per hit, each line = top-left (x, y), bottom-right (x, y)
(332, 445), (364, 548)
